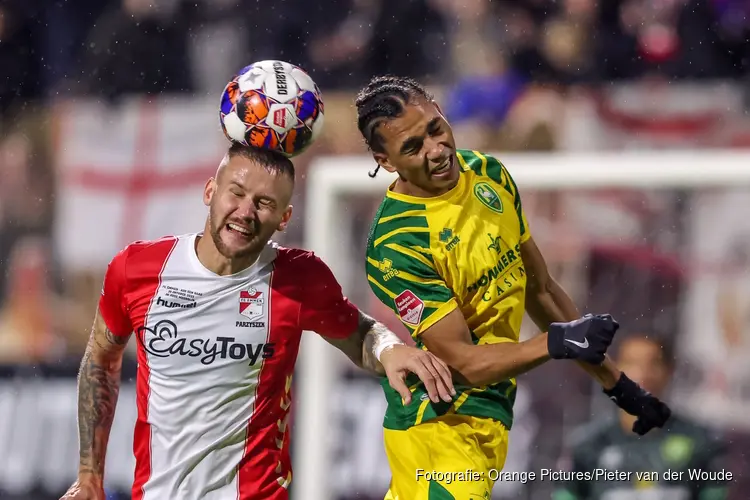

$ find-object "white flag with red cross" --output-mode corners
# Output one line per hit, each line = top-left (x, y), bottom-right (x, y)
(53, 96), (227, 271)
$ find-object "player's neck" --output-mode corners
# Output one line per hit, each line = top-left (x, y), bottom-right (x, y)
(195, 234), (261, 276)
(392, 178), (454, 198)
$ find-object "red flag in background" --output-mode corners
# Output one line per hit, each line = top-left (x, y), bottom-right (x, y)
(53, 96), (227, 272)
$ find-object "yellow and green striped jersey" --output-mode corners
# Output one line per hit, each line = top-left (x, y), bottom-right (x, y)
(366, 149), (532, 431)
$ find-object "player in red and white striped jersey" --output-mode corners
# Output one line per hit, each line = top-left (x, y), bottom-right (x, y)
(60, 144), (455, 500)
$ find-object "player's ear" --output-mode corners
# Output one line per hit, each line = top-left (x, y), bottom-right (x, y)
(374, 153), (396, 173)
(203, 178), (216, 207)
(277, 205), (293, 231)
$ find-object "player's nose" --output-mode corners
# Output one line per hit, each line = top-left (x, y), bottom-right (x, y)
(425, 139), (445, 163)
(235, 198), (257, 218)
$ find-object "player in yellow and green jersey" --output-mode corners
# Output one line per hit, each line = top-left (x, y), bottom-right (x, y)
(354, 76), (673, 500)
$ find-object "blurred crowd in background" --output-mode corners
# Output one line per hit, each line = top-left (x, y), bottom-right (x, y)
(1, 1), (750, 499)
(3, 0), (749, 104)
(2, 0), (749, 365)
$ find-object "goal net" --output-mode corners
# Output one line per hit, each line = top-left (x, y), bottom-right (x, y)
(294, 150), (750, 500)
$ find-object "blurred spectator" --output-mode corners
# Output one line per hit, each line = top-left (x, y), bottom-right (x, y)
(0, 0), (44, 118)
(0, 237), (65, 363)
(552, 334), (730, 500)
(432, 0), (528, 143)
(0, 123), (55, 307)
(595, 0), (746, 80)
(43, 0), (116, 96)
(252, 0), (446, 90)
(68, 0), (195, 99)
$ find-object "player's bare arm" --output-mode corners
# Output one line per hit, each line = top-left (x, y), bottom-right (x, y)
(322, 309), (455, 404)
(520, 236), (621, 389)
(419, 307), (552, 386)
(61, 309), (130, 500)
(521, 236), (671, 434)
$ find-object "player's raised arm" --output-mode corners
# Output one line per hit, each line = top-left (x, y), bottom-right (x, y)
(420, 308), (618, 386)
(520, 235), (622, 387)
(366, 241), (617, 386)
(297, 252), (454, 404)
(62, 253), (133, 500)
(520, 235), (671, 435)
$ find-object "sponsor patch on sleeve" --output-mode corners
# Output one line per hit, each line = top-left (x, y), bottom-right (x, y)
(394, 290), (424, 326)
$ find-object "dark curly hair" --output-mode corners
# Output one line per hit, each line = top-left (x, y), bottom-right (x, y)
(355, 76), (433, 177)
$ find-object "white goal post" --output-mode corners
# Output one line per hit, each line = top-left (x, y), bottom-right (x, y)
(294, 149), (750, 500)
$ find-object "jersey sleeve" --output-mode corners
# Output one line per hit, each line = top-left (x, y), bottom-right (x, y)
(298, 252), (360, 339)
(98, 248), (133, 336)
(366, 241), (457, 339)
(495, 156), (531, 244)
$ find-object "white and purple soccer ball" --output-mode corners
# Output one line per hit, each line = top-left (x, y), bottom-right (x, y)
(219, 60), (325, 157)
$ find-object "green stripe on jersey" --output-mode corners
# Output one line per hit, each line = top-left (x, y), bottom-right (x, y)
(381, 376), (516, 431)
(375, 215), (429, 240)
(501, 163), (527, 236)
(457, 149), (483, 176)
(373, 229), (432, 252)
(379, 197), (427, 219)
(484, 155), (510, 193)
(377, 244), (437, 279)
(428, 480), (456, 500)
(365, 260), (452, 303)
(382, 330), (515, 431)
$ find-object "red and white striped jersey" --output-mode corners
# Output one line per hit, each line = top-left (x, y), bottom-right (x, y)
(98, 233), (359, 500)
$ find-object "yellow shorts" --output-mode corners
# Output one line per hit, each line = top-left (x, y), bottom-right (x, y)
(383, 414), (510, 500)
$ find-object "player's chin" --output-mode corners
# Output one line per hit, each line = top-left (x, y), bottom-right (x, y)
(220, 225), (259, 254)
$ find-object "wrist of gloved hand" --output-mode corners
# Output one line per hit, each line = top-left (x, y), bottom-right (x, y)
(604, 372), (672, 435)
(546, 314), (616, 364)
(547, 324), (573, 360)
(603, 372), (649, 415)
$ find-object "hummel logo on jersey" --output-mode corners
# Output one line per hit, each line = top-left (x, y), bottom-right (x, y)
(157, 296), (197, 309)
(138, 320), (275, 365)
(565, 338), (589, 349)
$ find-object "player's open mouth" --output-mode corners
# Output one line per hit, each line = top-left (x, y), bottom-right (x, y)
(227, 222), (253, 238)
(431, 156), (453, 177)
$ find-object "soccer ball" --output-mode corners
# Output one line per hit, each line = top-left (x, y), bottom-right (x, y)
(219, 60), (325, 157)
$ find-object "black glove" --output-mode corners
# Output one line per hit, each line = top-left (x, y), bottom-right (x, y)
(604, 372), (672, 435)
(547, 313), (619, 364)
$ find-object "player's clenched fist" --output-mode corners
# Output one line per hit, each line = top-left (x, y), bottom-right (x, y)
(604, 373), (672, 435)
(546, 313), (620, 364)
(59, 478), (105, 500)
(380, 345), (456, 405)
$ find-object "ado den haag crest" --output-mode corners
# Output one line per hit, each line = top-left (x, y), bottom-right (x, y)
(473, 182), (503, 214)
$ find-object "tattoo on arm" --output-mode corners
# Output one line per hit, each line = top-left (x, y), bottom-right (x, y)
(104, 328), (129, 347)
(77, 313), (129, 478)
